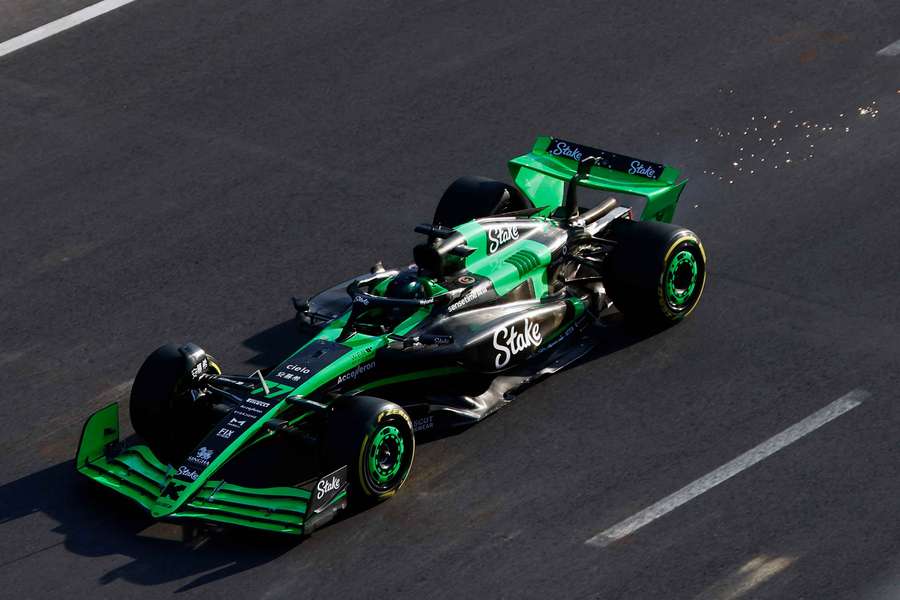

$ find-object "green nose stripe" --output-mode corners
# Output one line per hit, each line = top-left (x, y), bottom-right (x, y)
(665, 249), (698, 306)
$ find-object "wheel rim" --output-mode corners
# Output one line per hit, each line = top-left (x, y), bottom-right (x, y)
(664, 248), (699, 309)
(366, 425), (405, 489)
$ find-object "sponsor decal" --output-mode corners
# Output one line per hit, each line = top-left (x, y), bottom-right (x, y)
(548, 139), (583, 161)
(448, 284), (488, 312)
(546, 138), (664, 180)
(245, 398), (271, 409)
(336, 361), (376, 385)
(267, 339), (352, 389)
(188, 446), (215, 466)
(274, 370), (306, 383)
(189, 357), (209, 378)
(532, 322), (586, 360)
(309, 465), (348, 514)
(457, 275), (476, 285)
(350, 349), (373, 362)
(176, 466), (199, 481)
(487, 224), (519, 253)
(354, 295), (370, 306)
(413, 416), (434, 432)
(232, 409), (261, 418)
(493, 317), (543, 369)
(628, 160), (657, 179)
(216, 427), (234, 440)
(316, 474), (342, 500)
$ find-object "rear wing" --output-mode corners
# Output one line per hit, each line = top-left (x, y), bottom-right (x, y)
(508, 136), (687, 223)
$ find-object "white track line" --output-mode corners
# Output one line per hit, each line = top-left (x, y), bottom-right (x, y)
(876, 39), (900, 56)
(586, 389), (868, 547)
(0, 0), (138, 59)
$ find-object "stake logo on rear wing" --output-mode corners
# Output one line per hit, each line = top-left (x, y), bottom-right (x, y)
(508, 135), (686, 223)
(546, 138), (665, 181)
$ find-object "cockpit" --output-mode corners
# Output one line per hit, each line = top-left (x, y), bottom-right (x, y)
(336, 270), (436, 340)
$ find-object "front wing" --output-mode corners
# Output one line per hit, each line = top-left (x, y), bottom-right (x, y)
(76, 403), (347, 535)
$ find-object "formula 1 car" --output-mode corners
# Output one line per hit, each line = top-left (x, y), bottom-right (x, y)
(76, 136), (706, 535)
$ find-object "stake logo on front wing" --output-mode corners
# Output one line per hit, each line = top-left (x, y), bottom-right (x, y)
(309, 465), (348, 514)
(177, 466), (199, 481)
(493, 317), (543, 369)
(316, 474), (341, 500)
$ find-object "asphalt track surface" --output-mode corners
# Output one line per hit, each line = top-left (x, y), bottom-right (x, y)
(1, 2), (899, 598)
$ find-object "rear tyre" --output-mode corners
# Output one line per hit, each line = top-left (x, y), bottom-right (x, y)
(604, 219), (707, 327)
(433, 176), (532, 228)
(323, 396), (415, 505)
(129, 343), (218, 463)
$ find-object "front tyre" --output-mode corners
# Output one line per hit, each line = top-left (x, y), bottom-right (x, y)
(605, 219), (707, 327)
(129, 343), (218, 462)
(323, 396), (415, 504)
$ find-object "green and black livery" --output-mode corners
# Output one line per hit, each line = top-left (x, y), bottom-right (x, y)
(76, 136), (707, 535)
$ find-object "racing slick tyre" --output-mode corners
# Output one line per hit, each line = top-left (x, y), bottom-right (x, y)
(129, 343), (220, 463)
(323, 396), (415, 505)
(604, 219), (707, 327)
(433, 176), (533, 228)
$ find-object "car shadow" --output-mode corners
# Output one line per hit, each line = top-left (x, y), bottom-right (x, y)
(579, 311), (660, 361)
(0, 459), (300, 592)
(241, 318), (312, 368)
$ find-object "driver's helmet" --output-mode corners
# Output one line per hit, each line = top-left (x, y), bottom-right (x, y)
(386, 272), (425, 300)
